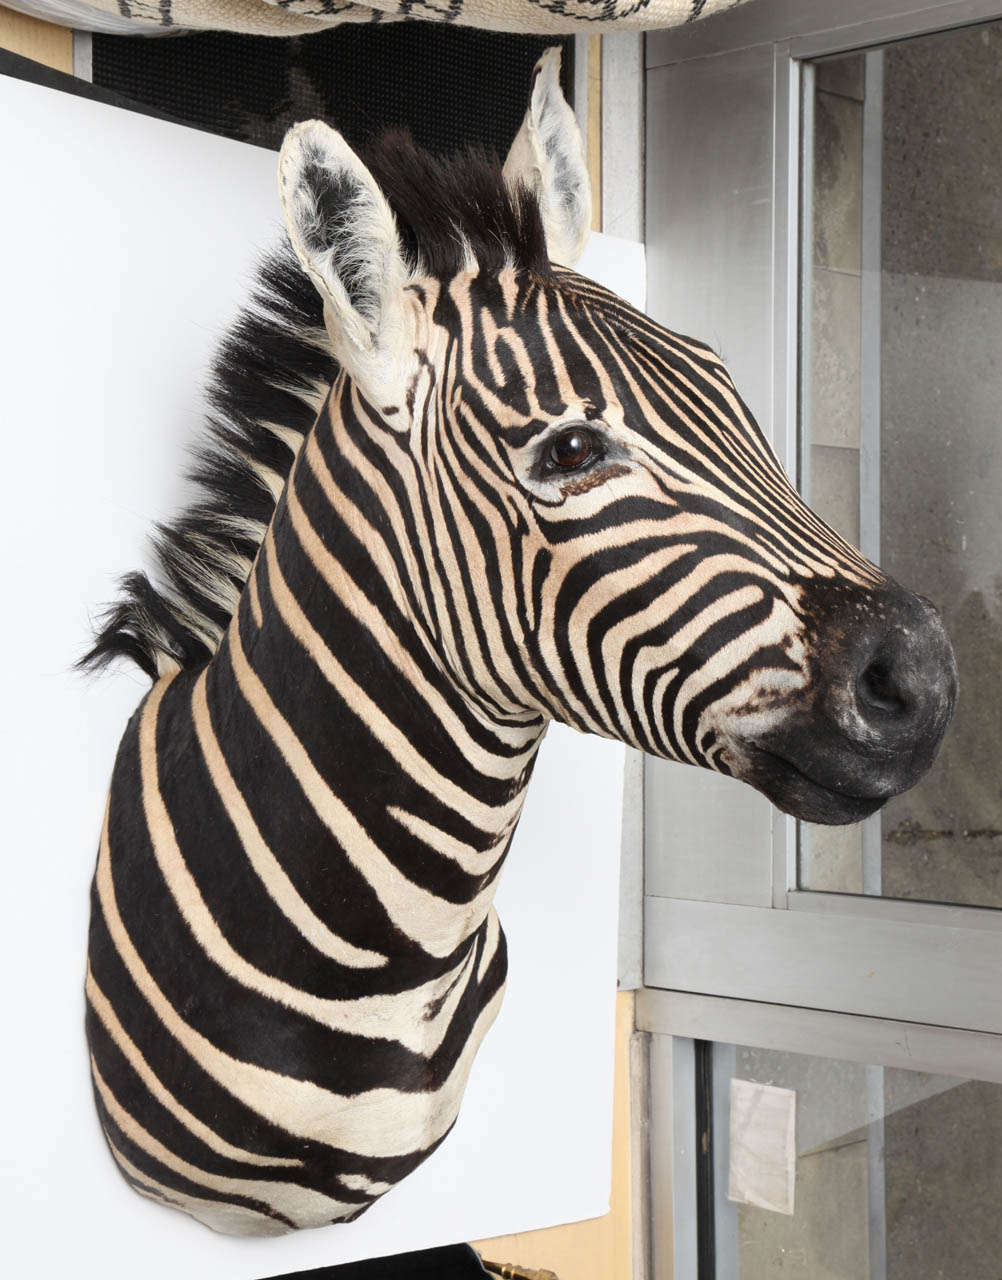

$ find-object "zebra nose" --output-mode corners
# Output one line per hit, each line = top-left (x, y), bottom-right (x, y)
(856, 636), (924, 723)
(847, 598), (957, 750)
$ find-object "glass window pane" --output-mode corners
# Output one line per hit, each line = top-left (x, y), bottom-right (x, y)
(714, 1041), (1002, 1277)
(799, 23), (1002, 906)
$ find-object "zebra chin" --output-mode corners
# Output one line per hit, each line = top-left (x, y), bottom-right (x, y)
(736, 711), (956, 826)
(736, 745), (897, 826)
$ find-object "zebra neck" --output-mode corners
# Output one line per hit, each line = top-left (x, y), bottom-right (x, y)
(201, 411), (546, 964)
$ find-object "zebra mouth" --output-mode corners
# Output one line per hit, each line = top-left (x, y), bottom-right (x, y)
(744, 746), (890, 826)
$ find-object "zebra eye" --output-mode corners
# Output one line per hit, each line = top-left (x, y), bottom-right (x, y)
(546, 427), (597, 472)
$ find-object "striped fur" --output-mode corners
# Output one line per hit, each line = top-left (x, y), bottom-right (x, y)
(84, 60), (956, 1238)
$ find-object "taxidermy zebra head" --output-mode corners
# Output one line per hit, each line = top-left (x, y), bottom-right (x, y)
(274, 54), (955, 826)
(83, 48), (959, 1239)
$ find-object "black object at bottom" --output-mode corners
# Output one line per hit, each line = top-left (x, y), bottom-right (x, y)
(260, 1243), (488, 1279)
(695, 1040), (716, 1278)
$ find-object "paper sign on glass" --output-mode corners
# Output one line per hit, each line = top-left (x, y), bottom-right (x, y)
(727, 1079), (797, 1216)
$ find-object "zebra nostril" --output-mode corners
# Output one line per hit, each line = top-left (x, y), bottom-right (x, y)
(857, 657), (909, 718)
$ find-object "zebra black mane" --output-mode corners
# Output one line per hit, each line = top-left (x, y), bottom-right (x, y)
(81, 131), (552, 681)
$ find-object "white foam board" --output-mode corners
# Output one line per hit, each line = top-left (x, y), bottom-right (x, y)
(0, 73), (639, 1276)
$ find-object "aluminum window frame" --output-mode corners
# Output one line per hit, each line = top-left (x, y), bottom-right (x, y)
(642, 0), (1002, 1044)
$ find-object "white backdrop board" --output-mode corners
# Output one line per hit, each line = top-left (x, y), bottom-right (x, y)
(0, 73), (641, 1276)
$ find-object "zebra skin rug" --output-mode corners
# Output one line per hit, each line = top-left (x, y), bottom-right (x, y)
(1, 0), (749, 39)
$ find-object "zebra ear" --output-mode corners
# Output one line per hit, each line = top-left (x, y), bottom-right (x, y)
(503, 46), (592, 269)
(278, 120), (414, 407)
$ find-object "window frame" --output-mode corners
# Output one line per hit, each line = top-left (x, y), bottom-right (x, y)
(643, 7), (1002, 1276)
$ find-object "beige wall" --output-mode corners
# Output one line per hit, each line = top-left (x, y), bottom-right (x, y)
(0, 5), (73, 71)
(587, 34), (602, 233)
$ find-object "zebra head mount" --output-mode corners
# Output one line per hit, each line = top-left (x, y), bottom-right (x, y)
(85, 49), (956, 1236)
(276, 53), (955, 828)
